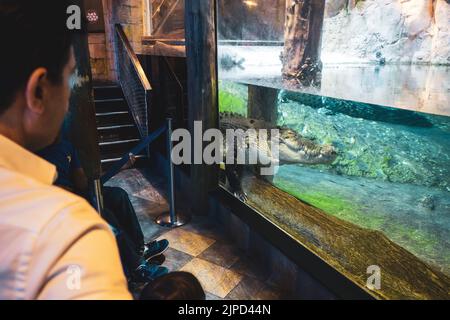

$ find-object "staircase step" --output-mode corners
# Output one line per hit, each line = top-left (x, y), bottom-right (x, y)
(99, 138), (140, 146)
(100, 154), (148, 173)
(97, 124), (135, 130)
(96, 111), (133, 127)
(96, 111), (129, 116)
(94, 98), (128, 113)
(92, 83), (148, 173)
(100, 140), (142, 158)
(93, 85), (123, 100)
(98, 126), (140, 144)
(101, 154), (146, 163)
(101, 151), (146, 162)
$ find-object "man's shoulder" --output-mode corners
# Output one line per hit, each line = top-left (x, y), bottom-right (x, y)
(0, 167), (105, 234)
(60, 139), (76, 153)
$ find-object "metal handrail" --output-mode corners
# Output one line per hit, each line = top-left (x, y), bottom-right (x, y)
(115, 24), (152, 138)
(115, 24), (152, 91)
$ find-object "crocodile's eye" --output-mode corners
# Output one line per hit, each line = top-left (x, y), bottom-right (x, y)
(249, 119), (255, 124)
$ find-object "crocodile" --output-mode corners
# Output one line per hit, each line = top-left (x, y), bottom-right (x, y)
(219, 112), (338, 201)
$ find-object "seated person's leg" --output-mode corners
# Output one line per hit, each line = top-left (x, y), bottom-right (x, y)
(112, 225), (169, 283)
(102, 186), (169, 260)
(103, 186), (145, 251)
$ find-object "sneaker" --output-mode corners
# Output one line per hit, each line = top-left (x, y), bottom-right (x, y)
(143, 239), (169, 260)
(147, 254), (166, 266)
(132, 262), (169, 283)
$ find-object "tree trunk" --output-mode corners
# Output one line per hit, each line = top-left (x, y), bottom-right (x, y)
(282, 0), (326, 83)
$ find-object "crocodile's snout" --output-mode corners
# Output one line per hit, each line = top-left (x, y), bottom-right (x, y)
(318, 144), (338, 163)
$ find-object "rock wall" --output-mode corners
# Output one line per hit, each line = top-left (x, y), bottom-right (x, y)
(322, 0), (450, 65)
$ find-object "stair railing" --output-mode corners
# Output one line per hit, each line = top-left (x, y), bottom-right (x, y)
(115, 24), (152, 139)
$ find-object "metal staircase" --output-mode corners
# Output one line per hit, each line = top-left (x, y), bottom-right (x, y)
(93, 84), (145, 172)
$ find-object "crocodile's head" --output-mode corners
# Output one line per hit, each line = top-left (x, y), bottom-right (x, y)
(278, 127), (337, 165)
(219, 113), (338, 165)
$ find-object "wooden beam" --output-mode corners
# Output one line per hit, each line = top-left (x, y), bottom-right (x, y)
(185, 0), (219, 215)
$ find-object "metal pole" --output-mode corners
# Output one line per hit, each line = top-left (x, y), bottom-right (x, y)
(156, 118), (190, 227)
(167, 118), (177, 224)
(93, 179), (103, 215)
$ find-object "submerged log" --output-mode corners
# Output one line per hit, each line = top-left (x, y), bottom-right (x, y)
(241, 176), (450, 299)
(282, 0), (326, 85)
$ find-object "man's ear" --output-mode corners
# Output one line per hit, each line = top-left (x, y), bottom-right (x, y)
(25, 68), (48, 115)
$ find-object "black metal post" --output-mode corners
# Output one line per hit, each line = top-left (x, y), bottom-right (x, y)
(156, 118), (190, 227)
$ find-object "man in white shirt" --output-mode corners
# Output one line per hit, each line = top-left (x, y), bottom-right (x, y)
(0, 1), (131, 299)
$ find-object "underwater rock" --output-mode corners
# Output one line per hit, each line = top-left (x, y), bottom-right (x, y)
(420, 194), (436, 211)
(273, 165), (450, 277)
(317, 107), (335, 116)
(277, 101), (450, 191)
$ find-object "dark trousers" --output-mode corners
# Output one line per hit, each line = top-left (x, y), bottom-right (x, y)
(101, 186), (145, 275)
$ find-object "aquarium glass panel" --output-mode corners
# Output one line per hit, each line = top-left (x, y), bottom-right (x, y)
(217, 0), (450, 299)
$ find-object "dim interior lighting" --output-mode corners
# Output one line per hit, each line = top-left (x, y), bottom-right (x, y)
(86, 9), (99, 23)
(243, 0), (258, 8)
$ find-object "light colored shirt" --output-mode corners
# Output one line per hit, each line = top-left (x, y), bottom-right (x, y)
(0, 135), (132, 300)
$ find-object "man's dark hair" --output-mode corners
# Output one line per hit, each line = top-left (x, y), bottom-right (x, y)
(140, 272), (206, 300)
(0, 0), (74, 114)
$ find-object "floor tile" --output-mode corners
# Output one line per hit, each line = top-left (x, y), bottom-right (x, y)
(106, 168), (283, 300)
(180, 258), (243, 299)
(229, 256), (271, 281)
(158, 228), (216, 256)
(198, 241), (242, 269)
(226, 276), (285, 300)
(163, 247), (194, 272)
(131, 195), (168, 218)
(140, 218), (170, 241)
(205, 291), (224, 300)
(182, 217), (228, 242)
(133, 187), (167, 204)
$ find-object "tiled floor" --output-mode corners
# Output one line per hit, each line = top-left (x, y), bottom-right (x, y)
(106, 168), (287, 300)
